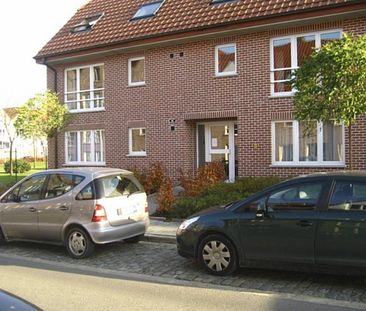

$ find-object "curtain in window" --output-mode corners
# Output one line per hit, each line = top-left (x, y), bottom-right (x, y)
(299, 121), (317, 161)
(323, 122), (343, 161)
(275, 122), (293, 161)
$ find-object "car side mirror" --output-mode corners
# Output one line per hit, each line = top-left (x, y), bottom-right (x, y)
(256, 200), (266, 218)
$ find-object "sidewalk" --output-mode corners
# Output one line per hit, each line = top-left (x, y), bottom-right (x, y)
(144, 218), (181, 244)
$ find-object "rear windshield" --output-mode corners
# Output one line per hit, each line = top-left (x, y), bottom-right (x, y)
(95, 174), (143, 199)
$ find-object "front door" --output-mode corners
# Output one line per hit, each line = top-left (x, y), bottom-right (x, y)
(197, 122), (236, 182)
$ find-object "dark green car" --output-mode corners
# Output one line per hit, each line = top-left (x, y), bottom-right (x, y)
(176, 172), (366, 276)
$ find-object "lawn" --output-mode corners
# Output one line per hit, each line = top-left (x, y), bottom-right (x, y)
(0, 161), (47, 193)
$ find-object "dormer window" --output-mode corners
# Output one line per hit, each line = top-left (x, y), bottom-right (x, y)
(71, 13), (103, 33)
(132, 1), (164, 20)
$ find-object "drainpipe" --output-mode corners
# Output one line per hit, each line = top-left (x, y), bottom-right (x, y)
(42, 60), (59, 168)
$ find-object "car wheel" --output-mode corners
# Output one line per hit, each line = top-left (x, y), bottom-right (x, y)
(198, 234), (237, 276)
(0, 228), (5, 245)
(66, 227), (95, 259)
(124, 234), (144, 244)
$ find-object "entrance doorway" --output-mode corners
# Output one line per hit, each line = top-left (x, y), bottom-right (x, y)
(197, 122), (237, 182)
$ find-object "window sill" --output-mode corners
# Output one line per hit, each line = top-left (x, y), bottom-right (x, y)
(214, 73), (238, 78)
(63, 162), (106, 166)
(127, 153), (146, 157)
(68, 108), (106, 114)
(128, 83), (146, 88)
(270, 163), (346, 168)
(269, 93), (294, 99)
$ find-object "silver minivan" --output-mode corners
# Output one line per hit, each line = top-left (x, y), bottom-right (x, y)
(0, 168), (149, 258)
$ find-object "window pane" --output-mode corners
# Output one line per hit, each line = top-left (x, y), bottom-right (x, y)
(80, 68), (90, 91)
(273, 38), (291, 69)
(80, 91), (91, 109)
(210, 125), (229, 149)
(217, 45), (236, 73)
(93, 90), (104, 108)
(93, 65), (104, 89)
(99, 175), (140, 198)
(19, 175), (47, 202)
(45, 174), (84, 199)
(81, 131), (92, 162)
(299, 122), (317, 162)
(268, 182), (323, 211)
(330, 182), (366, 211)
(275, 122), (293, 162)
(67, 132), (78, 162)
(131, 59), (145, 83)
(133, 1), (163, 19)
(297, 35), (315, 66)
(321, 32), (341, 46)
(67, 70), (77, 92)
(323, 122), (343, 161)
(94, 130), (105, 162)
(131, 128), (145, 152)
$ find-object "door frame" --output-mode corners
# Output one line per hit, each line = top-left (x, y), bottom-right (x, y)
(196, 121), (236, 182)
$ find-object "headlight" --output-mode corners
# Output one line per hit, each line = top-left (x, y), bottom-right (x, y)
(178, 216), (200, 230)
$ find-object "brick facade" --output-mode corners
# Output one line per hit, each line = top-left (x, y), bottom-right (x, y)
(46, 15), (366, 181)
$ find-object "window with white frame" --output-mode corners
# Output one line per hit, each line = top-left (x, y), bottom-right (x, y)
(272, 120), (344, 166)
(65, 64), (105, 111)
(129, 128), (146, 156)
(65, 130), (105, 164)
(270, 31), (341, 95)
(215, 44), (236, 76)
(128, 57), (145, 86)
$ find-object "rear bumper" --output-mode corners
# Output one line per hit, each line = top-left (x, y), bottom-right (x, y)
(85, 217), (150, 244)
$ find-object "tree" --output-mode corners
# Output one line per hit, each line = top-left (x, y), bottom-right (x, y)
(14, 91), (70, 168)
(0, 109), (17, 175)
(292, 34), (366, 169)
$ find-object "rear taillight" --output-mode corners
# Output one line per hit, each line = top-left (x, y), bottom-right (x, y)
(145, 201), (149, 213)
(92, 204), (107, 222)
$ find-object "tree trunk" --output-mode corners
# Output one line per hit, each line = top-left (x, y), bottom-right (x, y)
(9, 140), (13, 176)
(33, 138), (36, 169)
(348, 125), (352, 170)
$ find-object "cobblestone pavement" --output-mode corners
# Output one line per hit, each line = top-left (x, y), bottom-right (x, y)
(1, 241), (366, 304)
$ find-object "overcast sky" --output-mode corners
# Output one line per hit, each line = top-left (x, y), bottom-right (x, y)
(0, 0), (89, 108)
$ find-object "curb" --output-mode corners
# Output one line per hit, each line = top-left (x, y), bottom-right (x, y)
(143, 233), (176, 244)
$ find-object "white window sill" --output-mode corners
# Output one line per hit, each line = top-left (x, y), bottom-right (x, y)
(127, 153), (146, 157)
(214, 73), (238, 78)
(269, 93), (294, 99)
(128, 82), (146, 87)
(63, 162), (106, 166)
(270, 163), (346, 168)
(68, 108), (106, 114)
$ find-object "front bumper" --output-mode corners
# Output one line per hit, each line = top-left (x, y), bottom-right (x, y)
(176, 228), (197, 259)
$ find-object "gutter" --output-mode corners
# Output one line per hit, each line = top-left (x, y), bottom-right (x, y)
(42, 60), (59, 169)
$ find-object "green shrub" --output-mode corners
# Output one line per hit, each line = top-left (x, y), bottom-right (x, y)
(4, 159), (31, 174)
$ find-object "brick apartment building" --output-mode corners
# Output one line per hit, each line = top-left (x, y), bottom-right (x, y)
(35, 0), (366, 182)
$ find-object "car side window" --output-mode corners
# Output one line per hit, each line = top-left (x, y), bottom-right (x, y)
(267, 182), (323, 211)
(76, 182), (95, 200)
(329, 181), (366, 211)
(18, 175), (47, 202)
(45, 174), (84, 199)
(1, 186), (20, 203)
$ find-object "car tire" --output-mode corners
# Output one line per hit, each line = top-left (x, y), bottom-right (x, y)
(66, 227), (95, 259)
(198, 234), (237, 276)
(0, 228), (5, 245)
(124, 234), (144, 244)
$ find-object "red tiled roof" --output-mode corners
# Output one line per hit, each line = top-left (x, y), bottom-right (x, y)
(35, 0), (358, 59)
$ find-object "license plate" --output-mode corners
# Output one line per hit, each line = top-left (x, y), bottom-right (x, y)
(117, 206), (137, 216)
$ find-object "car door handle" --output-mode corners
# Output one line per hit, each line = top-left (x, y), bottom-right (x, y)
(29, 207), (37, 212)
(296, 220), (313, 227)
(59, 206), (69, 211)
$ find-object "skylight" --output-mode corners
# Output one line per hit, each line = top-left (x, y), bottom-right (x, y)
(211, 0), (235, 4)
(132, 1), (164, 20)
(71, 13), (104, 33)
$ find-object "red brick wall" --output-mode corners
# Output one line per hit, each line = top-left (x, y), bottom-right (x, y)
(46, 16), (366, 180)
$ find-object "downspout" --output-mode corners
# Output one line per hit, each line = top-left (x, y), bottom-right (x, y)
(43, 60), (59, 168)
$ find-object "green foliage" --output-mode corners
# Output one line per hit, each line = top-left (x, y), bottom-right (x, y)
(292, 34), (366, 127)
(15, 90), (70, 139)
(157, 176), (282, 219)
(4, 159), (31, 174)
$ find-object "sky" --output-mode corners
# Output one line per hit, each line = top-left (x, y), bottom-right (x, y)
(0, 0), (89, 108)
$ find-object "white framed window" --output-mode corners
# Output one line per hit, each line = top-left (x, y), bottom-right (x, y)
(128, 57), (145, 86)
(270, 30), (341, 96)
(64, 64), (105, 112)
(129, 127), (146, 156)
(272, 120), (345, 166)
(65, 130), (105, 165)
(215, 44), (237, 76)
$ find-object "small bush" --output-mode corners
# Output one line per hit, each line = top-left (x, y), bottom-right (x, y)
(180, 161), (226, 196)
(157, 177), (175, 214)
(4, 159), (31, 174)
(144, 162), (166, 194)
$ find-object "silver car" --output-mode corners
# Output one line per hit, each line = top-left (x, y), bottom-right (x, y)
(0, 168), (149, 258)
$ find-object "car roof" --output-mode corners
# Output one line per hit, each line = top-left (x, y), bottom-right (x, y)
(31, 167), (133, 179)
(292, 171), (366, 180)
